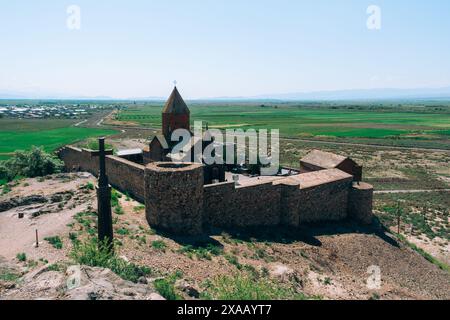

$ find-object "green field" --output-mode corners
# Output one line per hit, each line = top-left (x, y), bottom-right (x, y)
(1, 102), (450, 160)
(0, 119), (117, 159)
(115, 104), (450, 140)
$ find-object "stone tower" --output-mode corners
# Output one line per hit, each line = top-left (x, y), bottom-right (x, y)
(162, 87), (190, 142)
(144, 162), (204, 236)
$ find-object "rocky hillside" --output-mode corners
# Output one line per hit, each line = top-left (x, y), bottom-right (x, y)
(1, 173), (449, 300)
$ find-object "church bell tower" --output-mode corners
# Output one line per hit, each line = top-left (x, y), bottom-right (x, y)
(162, 86), (190, 142)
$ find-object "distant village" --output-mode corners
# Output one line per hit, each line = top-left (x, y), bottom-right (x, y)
(0, 103), (117, 119)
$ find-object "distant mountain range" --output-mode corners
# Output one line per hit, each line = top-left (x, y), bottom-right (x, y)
(246, 87), (450, 101)
(2, 87), (450, 101)
(0, 90), (116, 101)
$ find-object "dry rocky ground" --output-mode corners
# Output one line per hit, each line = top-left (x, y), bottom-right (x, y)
(282, 140), (450, 266)
(0, 172), (449, 300)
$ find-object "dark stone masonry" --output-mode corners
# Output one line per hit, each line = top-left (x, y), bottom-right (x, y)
(59, 146), (374, 236)
(348, 182), (374, 225)
(145, 162), (204, 236)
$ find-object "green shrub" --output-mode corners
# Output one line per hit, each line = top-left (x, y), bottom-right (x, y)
(0, 272), (21, 282)
(133, 205), (145, 212)
(2, 147), (63, 181)
(116, 228), (130, 236)
(137, 236), (147, 245)
(70, 239), (151, 283)
(83, 139), (114, 152)
(201, 274), (309, 300)
(111, 190), (118, 206)
(47, 264), (62, 272)
(16, 253), (27, 262)
(224, 254), (242, 269)
(74, 212), (98, 235)
(0, 166), (8, 182)
(178, 244), (223, 260)
(27, 260), (38, 268)
(69, 232), (79, 244)
(151, 240), (167, 251)
(111, 189), (122, 207)
(44, 236), (63, 249)
(369, 293), (381, 300)
(82, 182), (95, 191)
(114, 205), (124, 215)
(154, 273), (183, 300)
(2, 184), (11, 195)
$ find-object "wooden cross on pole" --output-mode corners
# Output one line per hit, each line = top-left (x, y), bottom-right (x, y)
(91, 138), (114, 252)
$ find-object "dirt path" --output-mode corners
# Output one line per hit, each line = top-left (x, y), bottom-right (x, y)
(0, 204), (89, 262)
(0, 173), (96, 262)
(73, 120), (87, 127)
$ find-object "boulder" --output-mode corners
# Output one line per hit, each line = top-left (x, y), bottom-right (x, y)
(0, 264), (164, 300)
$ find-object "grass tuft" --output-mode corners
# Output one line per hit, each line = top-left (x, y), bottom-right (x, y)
(154, 272), (183, 300)
(44, 236), (63, 249)
(201, 273), (312, 300)
(16, 253), (27, 262)
(178, 244), (223, 260)
(70, 239), (152, 283)
(151, 240), (167, 251)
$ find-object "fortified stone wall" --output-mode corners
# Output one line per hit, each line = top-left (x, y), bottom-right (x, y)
(297, 179), (352, 223)
(276, 169), (354, 225)
(59, 151), (374, 235)
(203, 181), (281, 228)
(203, 169), (356, 229)
(59, 147), (96, 173)
(106, 156), (145, 202)
(58, 146), (146, 202)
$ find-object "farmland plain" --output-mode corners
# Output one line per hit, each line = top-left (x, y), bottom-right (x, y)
(0, 118), (117, 159)
(114, 102), (450, 149)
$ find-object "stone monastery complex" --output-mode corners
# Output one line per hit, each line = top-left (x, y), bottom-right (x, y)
(58, 87), (374, 236)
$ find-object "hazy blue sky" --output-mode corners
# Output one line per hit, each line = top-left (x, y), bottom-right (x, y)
(1, 0), (449, 99)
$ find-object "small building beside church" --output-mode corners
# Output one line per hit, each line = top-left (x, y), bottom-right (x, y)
(300, 149), (363, 182)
